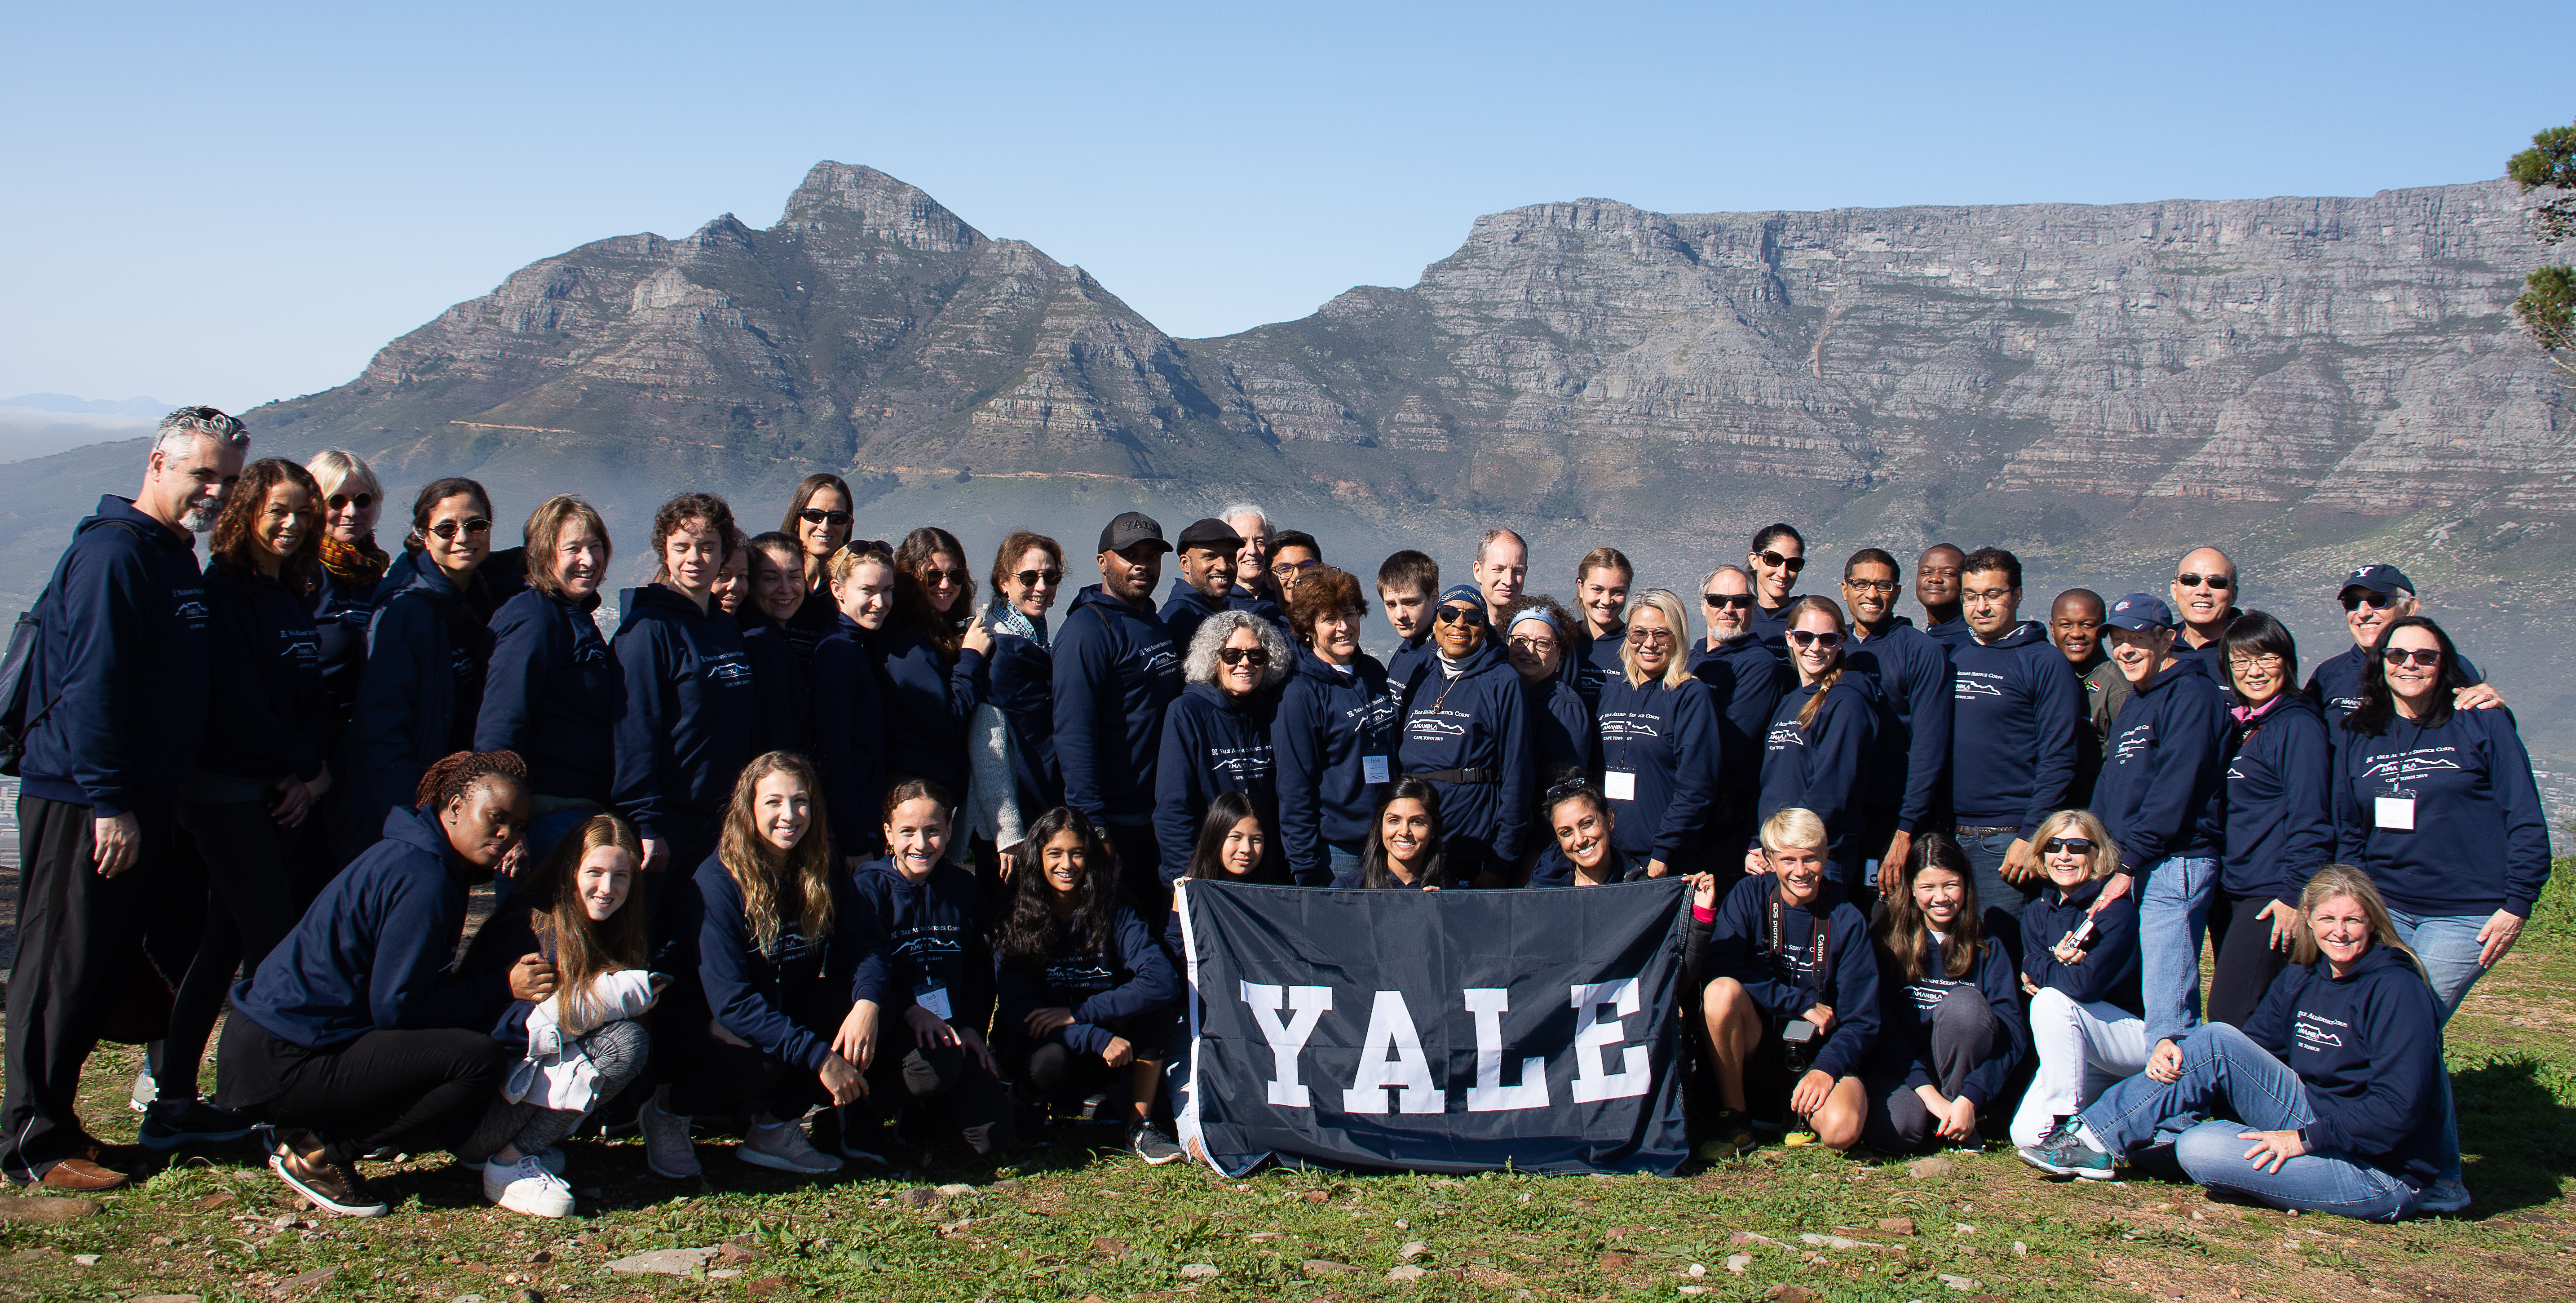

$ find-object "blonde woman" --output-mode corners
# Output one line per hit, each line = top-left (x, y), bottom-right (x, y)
(2008, 809), (2146, 1148)
(1591, 588), (1719, 878)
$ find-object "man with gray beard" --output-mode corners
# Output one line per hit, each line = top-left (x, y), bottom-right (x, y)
(1689, 564), (1789, 863)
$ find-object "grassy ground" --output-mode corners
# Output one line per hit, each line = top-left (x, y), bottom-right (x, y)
(7, 873), (2576, 1303)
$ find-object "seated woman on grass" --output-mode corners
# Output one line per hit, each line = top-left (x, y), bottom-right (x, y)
(1861, 833), (2025, 1153)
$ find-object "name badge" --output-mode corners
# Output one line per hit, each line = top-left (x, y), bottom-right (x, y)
(915, 986), (953, 1021)
(1604, 770), (1637, 801)
(2374, 797), (2416, 832)
(1361, 755), (1392, 784)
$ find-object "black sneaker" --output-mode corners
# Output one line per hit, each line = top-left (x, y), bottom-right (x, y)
(1695, 1109), (1756, 1162)
(1127, 1121), (1184, 1166)
(139, 1098), (258, 1150)
(1012, 1101), (1054, 1149)
(835, 1110), (917, 1169)
(269, 1136), (389, 1218)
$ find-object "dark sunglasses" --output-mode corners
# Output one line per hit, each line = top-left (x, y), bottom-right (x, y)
(1756, 550), (1807, 573)
(427, 518), (492, 540)
(2383, 647), (2443, 668)
(1702, 592), (1755, 610)
(2175, 572), (2234, 590)
(2040, 838), (2094, 855)
(1217, 647), (1271, 667)
(798, 508), (853, 527)
(1435, 605), (1489, 628)
(846, 538), (894, 558)
(1013, 567), (1065, 587)
(326, 492), (376, 512)
(2340, 592), (2398, 612)
(1786, 629), (1843, 650)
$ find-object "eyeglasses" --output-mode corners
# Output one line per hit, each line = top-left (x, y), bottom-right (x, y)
(1013, 568), (1065, 587)
(1506, 634), (1557, 654)
(1217, 647), (1271, 667)
(1278, 558), (1321, 572)
(2175, 572), (2234, 590)
(2227, 653), (2284, 673)
(1625, 627), (1675, 647)
(427, 518), (492, 541)
(1786, 629), (1844, 650)
(1962, 587), (2016, 603)
(2383, 648), (2443, 668)
(326, 492), (376, 512)
(918, 567), (967, 585)
(1435, 606), (1488, 627)
(2341, 592), (2399, 612)
(2040, 838), (2094, 855)
(1703, 592), (1755, 610)
(1756, 550), (1806, 573)
(798, 508), (853, 526)
(1844, 578), (1899, 594)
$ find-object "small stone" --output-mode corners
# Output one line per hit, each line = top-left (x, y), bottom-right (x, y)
(1725, 1253), (1752, 1274)
(191, 1190), (238, 1210)
(605, 1247), (718, 1276)
(1599, 1252), (1632, 1269)
(72, 1254), (101, 1266)
(1951, 1223), (1977, 1233)
(2192, 1210), (2208, 1220)
(1393, 1218), (1409, 1229)
(454, 1296), (488, 1303)
(0, 1197), (98, 1224)
(1304, 1190), (1330, 1204)
(1680, 1289), (1710, 1297)
(896, 1187), (938, 1208)
(1247, 1232), (1284, 1243)
(1180, 1263), (1220, 1279)
(510, 1291), (541, 1303)
(1092, 1237), (1131, 1259)
(134, 1296), (201, 1303)
(1763, 1286), (1820, 1303)
(1686, 1261), (1706, 1276)
(1940, 1274), (1981, 1291)
(1387, 1265), (1427, 1281)
(1799, 1232), (1864, 1250)
(935, 1183), (975, 1198)
(1907, 1156), (1956, 1179)
(2011, 1241), (2028, 1257)
(716, 1242), (756, 1263)
(1877, 1217), (1917, 1236)
(1728, 1231), (1776, 1246)
(709, 1271), (742, 1281)
(276, 1265), (341, 1291)
(990, 1179), (1022, 1192)
(1302, 1259), (1353, 1275)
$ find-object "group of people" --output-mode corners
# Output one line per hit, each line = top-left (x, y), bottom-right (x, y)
(0, 405), (2548, 1229)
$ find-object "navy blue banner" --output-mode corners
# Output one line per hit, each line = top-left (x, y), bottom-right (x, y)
(1173, 878), (1692, 1176)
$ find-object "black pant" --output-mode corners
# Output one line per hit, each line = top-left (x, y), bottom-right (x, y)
(2206, 890), (2292, 1028)
(1861, 987), (2008, 1153)
(856, 1036), (1015, 1156)
(160, 798), (302, 1100)
(214, 1015), (503, 1164)
(999, 1012), (1163, 1108)
(1104, 820), (1162, 913)
(658, 973), (851, 1124)
(1, 798), (178, 1179)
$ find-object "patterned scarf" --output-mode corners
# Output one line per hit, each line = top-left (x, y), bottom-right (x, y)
(991, 597), (1047, 648)
(318, 533), (390, 587)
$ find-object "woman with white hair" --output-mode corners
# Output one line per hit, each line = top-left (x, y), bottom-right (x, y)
(304, 449), (391, 874)
(1151, 609), (1293, 894)
(1590, 588), (1720, 879)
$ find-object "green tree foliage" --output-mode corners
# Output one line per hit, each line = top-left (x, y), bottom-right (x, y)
(2510, 121), (2576, 373)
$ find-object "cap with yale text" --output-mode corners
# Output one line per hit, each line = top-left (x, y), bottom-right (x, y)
(1096, 512), (1170, 555)
(2103, 593), (2176, 633)
(2340, 564), (2415, 597)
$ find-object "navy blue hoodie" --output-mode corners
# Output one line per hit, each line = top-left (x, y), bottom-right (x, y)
(353, 560), (493, 827)
(475, 588), (621, 803)
(194, 563), (327, 786)
(1154, 681), (1280, 885)
(810, 614), (887, 862)
(609, 584), (756, 849)
(985, 609), (1062, 819)
(785, 587), (840, 666)
(22, 497), (210, 816)
(229, 806), (512, 1050)
(868, 623), (987, 799)
(1846, 618), (1953, 834)
(1396, 638), (1534, 876)
(1386, 633), (1432, 700)
(1525, 841), (1649, 889)
(2018, 878), (2143, 1015)
(1944, 620), (2083, 839)
(1524, 673), (1595, 787)
(1577, 621), (1626, 705)
(1755, 672), (1883, 866)
(1920, 615), (1972, 649)
(311, 551), (384, 731)
(1052, 586), (1183, 820)
(1699, 873), (1881, 1081)
(1748, 599), (1795, 654)
(2303, 642), (2483, 728)
(2333, 706), (2552, 917)
(2095, 655), (2232, 869)
(994, 904), (1180, 1056)
(1594, 673), (1722, 865)
(2240, 944), (2444, 1185)
(2222, 694), (2334, 906)
(1870, 933), (2026, 1110)
(739, 614), (812, 760)
(654, 851), (876, 1072)
(1160, 581), (1255, 662)
(1690, 636), (1790, 806)
(1272, 650), (1404, 885)
(848, 857), (993, 1031)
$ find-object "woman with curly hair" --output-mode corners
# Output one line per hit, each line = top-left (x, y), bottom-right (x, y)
(865, 527), (994, 801)
(1152, 609), (1293, 892)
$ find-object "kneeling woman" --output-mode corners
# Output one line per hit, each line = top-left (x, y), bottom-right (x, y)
(994, 807), (1184, 1163)
(1862, 834), (2026, 1153)
(2021, 865), (2445, 1222)
(218, 752), (542, 1219)
(641, 753), (869, 1179)
(456, 812), (658, 1217)
(2010, 809), (2145, 1148)
(1339, 778), (1449, 890)
(1532, 781), (1648, 886)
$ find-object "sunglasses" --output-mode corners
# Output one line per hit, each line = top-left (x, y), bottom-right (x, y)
(799, 508), (853, 527)
(326, 492), (376, 512)
(1217, 647), (1271, 667)
(1756, 550), (1806, 573)
(1844, 578), (1899, 594)
(1786, 629), (1843, 650)
(2175, 572), (2234, 590)
(846, 538), (894, 558)
(2040, 838), (2094, 855)
(2383, 647), (2443, 668)
(1013, 568), (1065, 587)
(427, 518), (492, 540)
(917, 567), (967, 585)
(1625, 627), (1675, 646)
(1435, 606), (1489, 627)
(1703, 592), (1755, 610)
(2340, 592), (2399, 612)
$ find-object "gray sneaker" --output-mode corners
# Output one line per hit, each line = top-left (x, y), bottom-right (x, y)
(1128, 1121), (1185, 1166)
(740, 1120), (843, 1176)
(636, 1088), (700, 1179)
(2417, 1176), (2472, 1214)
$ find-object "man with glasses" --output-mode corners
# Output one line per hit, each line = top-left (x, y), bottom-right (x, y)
(1916, 544), (1970, 647)
(2168, 547), (2240, 669)
(2303, 564), (2498, 725)
(2048, 588), (2125, 807)
(1841, 549), (1952, 891)
(1942, 547), (2081, 959)
(1054, 512), (1185, 904)
(5, 407), (246, 1191)
(1690, 565), (1789, 859)
(1746, 524), (1806, 650)
(1269, 531), (1322, 600)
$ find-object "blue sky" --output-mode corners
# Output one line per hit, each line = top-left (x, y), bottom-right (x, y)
(4, 0), (2564, 413)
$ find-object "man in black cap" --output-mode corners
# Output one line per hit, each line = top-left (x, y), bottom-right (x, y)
(1161, 518), (1243, 654)
(2303, 563), (2500, 726)
(1052, 511), (1184, 902)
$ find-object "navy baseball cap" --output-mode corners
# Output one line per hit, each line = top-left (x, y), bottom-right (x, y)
(2103, 593), (2176, 632)
(1096, 512), (1170, 555)
(2340, 564), (2414, 597)
(1439, 582), (1485, 607)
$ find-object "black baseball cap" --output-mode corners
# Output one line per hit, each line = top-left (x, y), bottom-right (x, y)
(2339, 564), (2414, 597)
(1097, 512), (1170, 555)
(1175, 517), (1244, 554)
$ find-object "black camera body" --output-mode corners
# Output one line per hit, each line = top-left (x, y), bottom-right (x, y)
(1779, 1018), (1820, 1076)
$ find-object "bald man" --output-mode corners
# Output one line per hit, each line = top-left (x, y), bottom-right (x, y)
(2169, 546), (2240, 666)
(1917, 544), (1969, 647)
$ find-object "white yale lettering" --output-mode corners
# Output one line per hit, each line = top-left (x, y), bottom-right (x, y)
(1238, 980), (1650, 1113)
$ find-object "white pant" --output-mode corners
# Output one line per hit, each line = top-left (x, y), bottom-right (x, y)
(2009, 987), (2151, 1148)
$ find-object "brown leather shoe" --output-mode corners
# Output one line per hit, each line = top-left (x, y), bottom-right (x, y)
(38, 1156), (129, 1191)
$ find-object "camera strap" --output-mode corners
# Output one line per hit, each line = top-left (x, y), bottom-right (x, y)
(1767, 890), (1832, 1010)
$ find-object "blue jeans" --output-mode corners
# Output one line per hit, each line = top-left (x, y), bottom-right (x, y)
(2080, 1023), (2419, 1222)
(1325, 839), (1365, 885)
(2388, 909), (2490, 1188)
(2136, 855), (2218, 1045)
(1957, 830), (2040, 967)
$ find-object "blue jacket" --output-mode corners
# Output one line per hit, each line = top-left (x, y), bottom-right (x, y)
(2018, 878), (2143, 1016)
(2333, 706), (2553, 917)
(1689, 636), (1790, 807)
(1944, 621), (2082, 838)
(1755, 672), (1882, 864)
(994, 904), (1180, 1057)
(311, 554), (383, 730)
(1701, 873), (1881, 1081)
(230, 806), (511, 1050)
(2241, 944), (2444, 1185)
(849, 857), (993, 1031)
(1154, 681), (1279, 886)
(1272, 650), (1403, 884)
(1524, 673), (1596, 788)
(353, 560), (493, 827)
(741, 618), (811, 760)
(1386, 634), (1432, 700)
(194, 563), (327, 786)
(1576, 622), (1626, 706)
(784, 587), (840, 667)
(1396, 639), (1535, 874)
(655, 851), (875, 1072)
(475, 588), (620, 804)
(2096, 656), (2232, 869)
(1052, 586), (1183, 820)
(985, 611), (1062, 819)
(1846, 618), (1952, 834)
(2221, 695), (2334, 906)
(1747, 599), (1794, 654)
(1159, 581), (1259, 661)
(810, 614), (887, 861)
(22, 498), (211, 816)
(868, 624), (987, 799)
(1525, 842), (1649, 889)
(609, 584), (756, 847)
(1920, 615), (1972, 649)
(1594, 673), (1721, 865)
(2303, 642), (2483, 728)
(1871, 934), (2026, 1110)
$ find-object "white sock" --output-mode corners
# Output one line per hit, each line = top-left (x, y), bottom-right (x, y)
(2073, 1121), (2110, 1154)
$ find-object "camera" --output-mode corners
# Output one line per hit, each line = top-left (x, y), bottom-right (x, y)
(1779, 1018), (1819, 1074)
(2063, 917), (2099, 951)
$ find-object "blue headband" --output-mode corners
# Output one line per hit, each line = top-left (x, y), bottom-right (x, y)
(1438, 582), (1484, 608)
(1509, 606), (1558, 633)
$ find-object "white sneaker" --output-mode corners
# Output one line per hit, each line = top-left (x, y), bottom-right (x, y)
(637, 1089), (700, 1179)
(470, 1146), (566, 1175)
(739, 1120), (843, 1175)
(482, 1154), (574, 1218)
